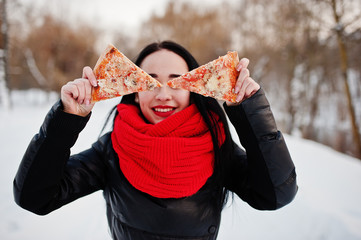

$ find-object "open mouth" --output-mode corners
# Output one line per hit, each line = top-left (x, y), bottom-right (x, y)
(152, 107), (176, 118)
(154, 107), (174, 113)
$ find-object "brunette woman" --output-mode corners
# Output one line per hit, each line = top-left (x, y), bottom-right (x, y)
(14, 41), (297, 240)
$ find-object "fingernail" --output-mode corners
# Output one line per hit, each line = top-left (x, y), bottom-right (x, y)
(236, 95), (242, 102)
(234, 87), (240, 94)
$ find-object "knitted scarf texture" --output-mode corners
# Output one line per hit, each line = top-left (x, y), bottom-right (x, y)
(111, 103), (225, 198)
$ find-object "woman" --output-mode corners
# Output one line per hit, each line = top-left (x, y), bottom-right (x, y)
(14, 41), (297, 240)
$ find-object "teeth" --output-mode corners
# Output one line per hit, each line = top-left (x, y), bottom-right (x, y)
(154, 108), (173, 112)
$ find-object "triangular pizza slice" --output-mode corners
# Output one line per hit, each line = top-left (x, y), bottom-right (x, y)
(91, 44), (162, 102)
(167, 51), (239, 102)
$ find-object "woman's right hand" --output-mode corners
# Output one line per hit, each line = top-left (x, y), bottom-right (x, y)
(61, 66), (98, 117)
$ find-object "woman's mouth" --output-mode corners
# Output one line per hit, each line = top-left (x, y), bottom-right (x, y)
(153, 106), (176, 118)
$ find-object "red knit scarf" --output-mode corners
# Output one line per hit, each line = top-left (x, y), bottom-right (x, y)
(111, 103), (225, 198)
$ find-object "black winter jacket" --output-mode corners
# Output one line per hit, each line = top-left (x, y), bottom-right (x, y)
(13, 89), (297, 240)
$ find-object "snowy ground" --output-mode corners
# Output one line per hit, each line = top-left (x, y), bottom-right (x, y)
(1, 90), (361, 240)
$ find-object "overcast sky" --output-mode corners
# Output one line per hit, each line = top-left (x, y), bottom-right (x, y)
(15, 0), (239, 51)
(19, 0), (238, 31)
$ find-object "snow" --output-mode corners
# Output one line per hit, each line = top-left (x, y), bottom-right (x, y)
(1, 90), (361, 240)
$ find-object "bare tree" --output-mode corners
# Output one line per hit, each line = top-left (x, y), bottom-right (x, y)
(328, 0), (361, 158)
(10, 12), (99, 92)
(0, 0), (10, 109)
(24, 48), (49, 89)
(138, 1), (232, 64)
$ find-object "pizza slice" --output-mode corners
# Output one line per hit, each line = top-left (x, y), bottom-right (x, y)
(91, 44), (162, 102)
(167, 51), (239, 102)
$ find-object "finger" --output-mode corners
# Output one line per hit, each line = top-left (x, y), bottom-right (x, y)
(236, 87), (246, 103)
(84, 79), (93, 105)
(83, 66), (97, 87)
(239, 68), (250, 82)
(73, 79), (87, 104)
(234, 68), (250, 94)
(244, 79), (256, 98)
(236, 80), (252, 102)
(236, 76), (258, 102)
(236, 58), (250, 71)
(244, 79), (260, 98)
(62, 82), (79, 100)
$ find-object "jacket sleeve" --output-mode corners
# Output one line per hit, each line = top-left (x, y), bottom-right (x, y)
(13, 100), (107, 215)
(223, 88), (297, 210)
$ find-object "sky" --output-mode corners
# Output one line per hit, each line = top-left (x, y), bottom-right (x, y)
(17, 0), (166, 30)
(15, 0), (239, 52)
(18, 0), (238, 31)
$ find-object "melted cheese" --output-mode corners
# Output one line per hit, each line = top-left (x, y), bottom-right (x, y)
(205, 74), (220, 92)
(205, 68), (230, 98)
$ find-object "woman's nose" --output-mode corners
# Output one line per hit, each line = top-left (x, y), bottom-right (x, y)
(155, 85), (172, 101)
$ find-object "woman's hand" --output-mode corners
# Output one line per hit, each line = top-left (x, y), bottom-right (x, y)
(226, 58), (260, 106)
(60, 66), (98, 117)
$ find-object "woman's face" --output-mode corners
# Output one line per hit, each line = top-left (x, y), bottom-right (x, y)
(137, 49), (190, 124)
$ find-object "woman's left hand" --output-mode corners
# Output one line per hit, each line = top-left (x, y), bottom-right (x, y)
(226, 58), (260, 106)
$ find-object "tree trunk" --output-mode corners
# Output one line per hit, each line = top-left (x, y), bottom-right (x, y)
(0, 0), (11, 109)
(331, 0), (361, 159)
(24, 48), (49, 88)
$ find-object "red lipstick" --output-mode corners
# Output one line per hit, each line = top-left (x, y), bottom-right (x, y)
(152, 105), (176, 118)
